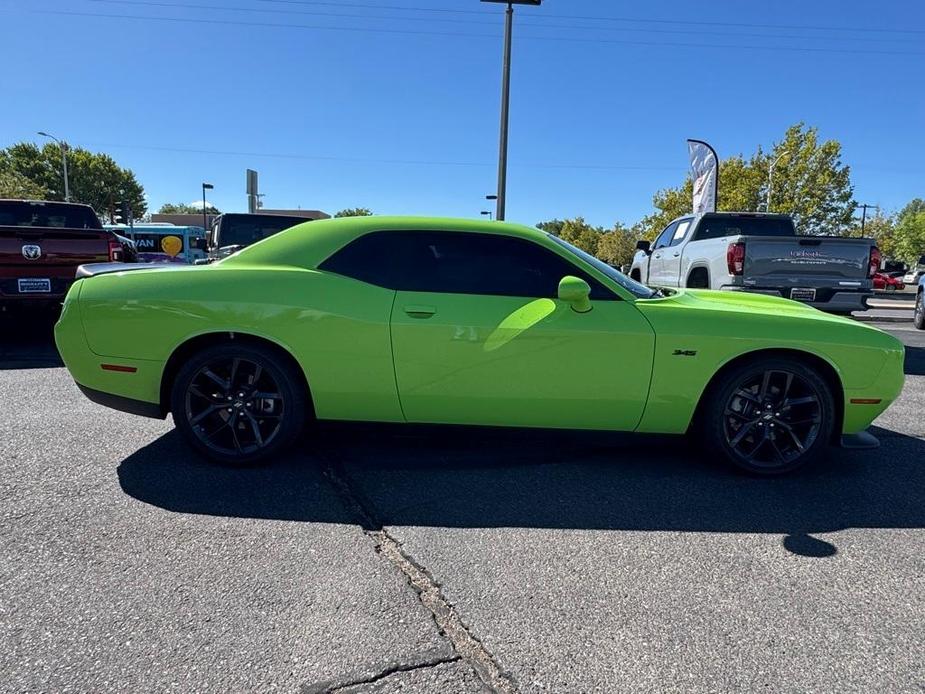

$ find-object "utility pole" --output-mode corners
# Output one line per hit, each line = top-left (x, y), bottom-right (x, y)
(202, 182), (214, 235)
(483, 0), (541, 221)
(766, 150), (789, 212)
(858, 203), (878, 236)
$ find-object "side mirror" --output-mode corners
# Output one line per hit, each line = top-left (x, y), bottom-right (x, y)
(558, 276), (592, 313)
(636, 239), (651, 254)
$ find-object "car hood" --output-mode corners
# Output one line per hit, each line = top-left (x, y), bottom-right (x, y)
(639, 288), (857, 324)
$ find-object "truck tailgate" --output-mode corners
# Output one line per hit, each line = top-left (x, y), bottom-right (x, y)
(0, 226), (113, 300)
(744, 236), (873, 284)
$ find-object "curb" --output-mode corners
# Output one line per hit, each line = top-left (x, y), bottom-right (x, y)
(852, 315), (913, 324)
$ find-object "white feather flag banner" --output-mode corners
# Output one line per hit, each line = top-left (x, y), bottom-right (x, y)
(687, 139), (718, 214)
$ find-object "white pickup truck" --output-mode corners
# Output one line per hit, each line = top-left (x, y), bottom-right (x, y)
(629, 212), (880, 314)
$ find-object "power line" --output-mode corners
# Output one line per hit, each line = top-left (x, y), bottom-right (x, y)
(258, 0), (925, 36)
(25, 8), (925, 57)
(82, 141), (688, 172)
(82, 0), (925, 45)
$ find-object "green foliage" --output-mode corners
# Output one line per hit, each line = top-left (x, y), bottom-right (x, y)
(0, 169), (48, 199)
(537, 217), (641, 270)
(639, 123), (855, 237)
(334, 207), (373, 218)
(0, 142), (147, 218)
(859, 212), (896, 257)
(892, 199), (925, 265)
(158, 202), (220, 215)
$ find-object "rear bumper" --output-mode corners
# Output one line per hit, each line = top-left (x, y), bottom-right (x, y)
(76, 382), (165, 419)
(719, 286), (870, 312)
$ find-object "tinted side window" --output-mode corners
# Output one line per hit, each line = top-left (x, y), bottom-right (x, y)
(320, 231), (616, 300)
(653, 222), (678, 250)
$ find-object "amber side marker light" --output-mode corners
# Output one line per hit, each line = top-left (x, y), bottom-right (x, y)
(101, 364), (137, 373)
(849, 398), (882, 405)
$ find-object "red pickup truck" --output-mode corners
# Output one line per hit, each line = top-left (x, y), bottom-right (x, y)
(0, 199), (133, 309)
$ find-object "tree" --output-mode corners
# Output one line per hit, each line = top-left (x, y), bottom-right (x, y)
(596, 224), (643, 270)
(0, 142), (147, 218)
(892, 199), (925, 265)
(158, 202), (220, 215)
(0, 169), (47, 199)
(334, 207), (373, 217)
(639, 123), (855, 237)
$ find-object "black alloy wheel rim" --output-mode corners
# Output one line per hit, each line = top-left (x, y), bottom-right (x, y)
(723, 369), (822, 468)
(185, 357), (285, 457)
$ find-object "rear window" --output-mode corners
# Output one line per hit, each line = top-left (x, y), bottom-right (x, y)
(217, 215), (309, 247)
(695, 215), (795, 240)
(0, 201), (101, 229)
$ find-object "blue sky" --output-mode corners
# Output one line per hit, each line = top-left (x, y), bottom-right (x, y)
(1, 0), (923, 227)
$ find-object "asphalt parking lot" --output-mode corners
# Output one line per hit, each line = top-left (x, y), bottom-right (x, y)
(1, 309), (924, 693)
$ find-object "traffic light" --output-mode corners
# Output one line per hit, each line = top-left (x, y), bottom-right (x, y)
(111, 201), (133, 225)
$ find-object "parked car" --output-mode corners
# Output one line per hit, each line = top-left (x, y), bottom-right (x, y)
(0, 199), (134, 309)
(55, 216), (904, 475)
(196, 213), (315, 262)
(873, 272), (905, 291)
(915, 276), (925, 330)
(630, 212), (879, 314)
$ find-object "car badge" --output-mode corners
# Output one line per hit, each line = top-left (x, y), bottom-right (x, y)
(22, 244), (41, 260)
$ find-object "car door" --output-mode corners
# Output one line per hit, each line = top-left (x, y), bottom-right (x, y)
(647, 222), (678, 286)
(385, 230), (656, 431)
(660, 218), (692, 286)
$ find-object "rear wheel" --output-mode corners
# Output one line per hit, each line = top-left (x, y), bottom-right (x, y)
(914, 290), (925, 330)
(701, 358), (835, 475)
(170, 343), (307, 465)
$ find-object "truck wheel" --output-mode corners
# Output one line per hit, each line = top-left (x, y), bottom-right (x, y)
(170, 343), (308, 465)
(687, 268), (709, 289)
(701, 358), (835, 475)
(914, 290), (925, 330)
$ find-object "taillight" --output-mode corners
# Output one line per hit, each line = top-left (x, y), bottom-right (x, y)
(726, 242), (745, 276)
(868, 246), (881, 278)
(108, 239), (123, 262)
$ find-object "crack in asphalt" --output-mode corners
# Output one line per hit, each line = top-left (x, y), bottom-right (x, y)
(302, 653), (461, 694)
(319, 452), (518, 694)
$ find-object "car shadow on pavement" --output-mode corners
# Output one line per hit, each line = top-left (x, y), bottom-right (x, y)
(118, 423), (925, 558)
(904, 346), (925, 376)
(0, 310), (62, 370)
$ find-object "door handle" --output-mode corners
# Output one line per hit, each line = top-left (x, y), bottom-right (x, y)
(672, 252), (681, 257)
(653, 253), (662, 259)
(404, 305), (436, 318)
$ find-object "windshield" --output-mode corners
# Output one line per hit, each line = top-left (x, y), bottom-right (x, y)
(217, 215), (309, 248)
(548, 233), (657, 299)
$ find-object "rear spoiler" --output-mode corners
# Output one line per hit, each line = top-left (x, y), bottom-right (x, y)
(75, 262), (188, 279)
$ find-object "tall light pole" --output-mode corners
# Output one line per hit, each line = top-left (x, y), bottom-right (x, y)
(766, 150), (789, 212)
(483, 0), (541, 221)
(202, 182), (214, 235)
(37, 131), (70, 202)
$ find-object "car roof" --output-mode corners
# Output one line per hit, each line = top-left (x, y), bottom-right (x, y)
(222, 215), (549, 268)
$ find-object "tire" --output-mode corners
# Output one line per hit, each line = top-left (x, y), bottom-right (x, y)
(700, 358), (835, 475)
(914, 290), (925, 330)
(170, 343), (308, 465)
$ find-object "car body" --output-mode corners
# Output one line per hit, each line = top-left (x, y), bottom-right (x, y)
(873, 272), (905, 291)
(629, 212), (878, 313)
(55, 216), (905, 473)
(914, 276), (925, 330)
(0, 199), (134, 308)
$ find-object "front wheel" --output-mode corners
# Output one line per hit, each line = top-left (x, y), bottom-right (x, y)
(170, 343), (307, 465)
(914, 291), (925, 330)
(701, 359), (835, 475)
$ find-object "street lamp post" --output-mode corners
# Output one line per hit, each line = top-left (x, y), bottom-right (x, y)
(766, 150), (789, 212)
(483, 0), (541, 221)
(481, 210), (493, 221)
(858, 203), (878, 236)
(202, 183), (214, 235)
(37, 131), (70, 202)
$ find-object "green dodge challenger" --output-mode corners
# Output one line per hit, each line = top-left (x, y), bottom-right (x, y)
(55, 216), (904, 474)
